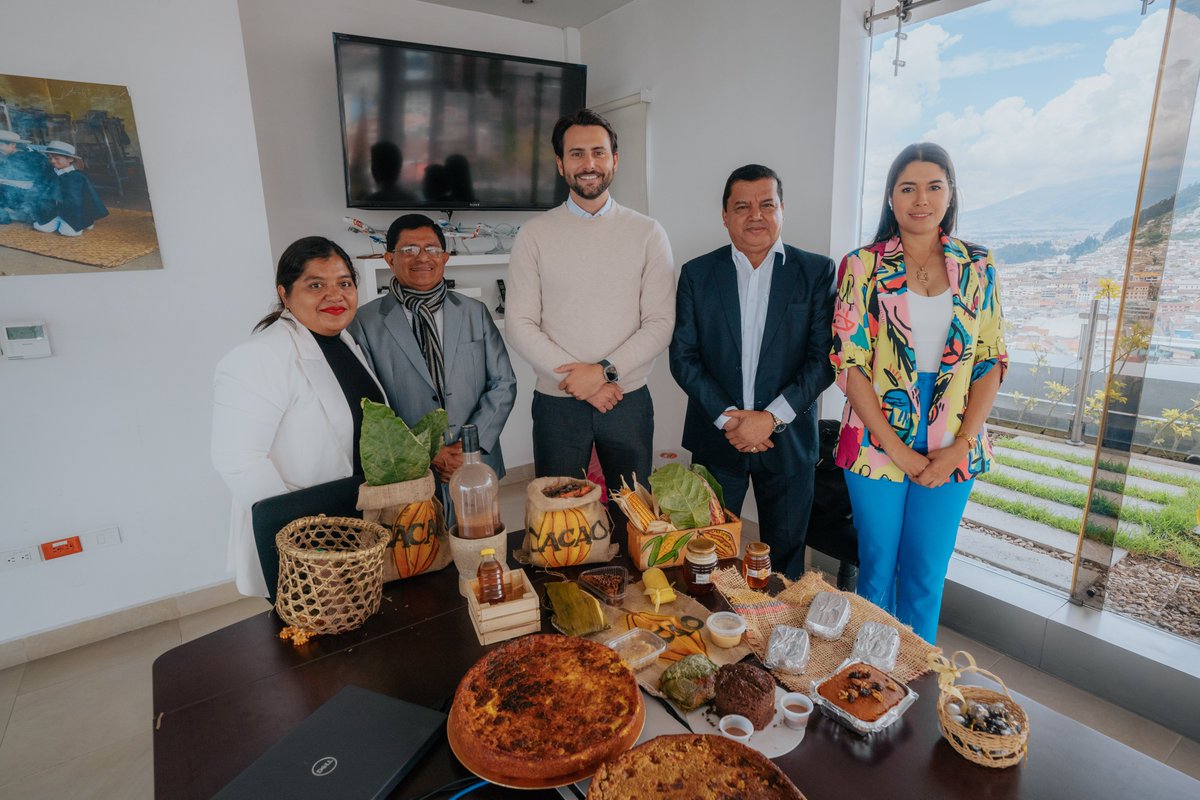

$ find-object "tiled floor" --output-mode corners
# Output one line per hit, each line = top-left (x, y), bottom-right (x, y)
(1, 481), (1197, 797)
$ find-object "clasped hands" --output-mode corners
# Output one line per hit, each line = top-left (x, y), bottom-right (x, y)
(891, 441), (968, 488)
(556, 362), (622, 413)
(723, 410), (776, 453)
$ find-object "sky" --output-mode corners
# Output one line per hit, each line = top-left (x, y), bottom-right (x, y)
(860, 0), (1200, 237)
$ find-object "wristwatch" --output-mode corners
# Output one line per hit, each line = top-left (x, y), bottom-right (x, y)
(599, 359), (619, 383)
(769, 412), (787, 434)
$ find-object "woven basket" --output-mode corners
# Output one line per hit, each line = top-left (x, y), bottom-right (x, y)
(931, 651), (1029, 768)
(275, 515), (388, 635)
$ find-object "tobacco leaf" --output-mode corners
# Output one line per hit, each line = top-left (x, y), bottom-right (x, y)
(649, 463), (714, 530)
(360, 399), (432, 485)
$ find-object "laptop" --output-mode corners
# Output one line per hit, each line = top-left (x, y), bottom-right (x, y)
(214, 685), (446, 799)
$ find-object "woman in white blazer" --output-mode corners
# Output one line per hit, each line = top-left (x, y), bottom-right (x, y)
(212, 237), (386, 596)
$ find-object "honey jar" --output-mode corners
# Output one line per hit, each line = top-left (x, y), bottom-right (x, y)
(743, 541), (772, 590)
(683, 537), (718, 595)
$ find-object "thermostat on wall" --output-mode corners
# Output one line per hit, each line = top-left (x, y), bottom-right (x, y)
(1, 322), (52, 359)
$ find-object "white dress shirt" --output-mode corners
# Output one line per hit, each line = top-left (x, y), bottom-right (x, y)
(566, 194), (614, 219)
(714, 238), (797, 429)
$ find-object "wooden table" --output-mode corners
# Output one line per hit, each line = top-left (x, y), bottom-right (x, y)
(153, 547), (1199, 799)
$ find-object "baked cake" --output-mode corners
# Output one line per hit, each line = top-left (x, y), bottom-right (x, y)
(816, 661), (907, 723)
(588, 733), (804, 800)
(714, 662), (777, 731)
(449, 634), (643, 781)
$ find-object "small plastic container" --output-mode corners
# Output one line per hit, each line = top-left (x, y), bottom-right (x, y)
(718, 714), (754, 743)
(705, 611), (747, 648)
(779, 692), (814, 730)
(579, 565), (629, 605)
(606, 627), (667, 672)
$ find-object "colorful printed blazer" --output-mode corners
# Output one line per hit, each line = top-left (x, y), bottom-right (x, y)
(830, 233), (1008, 482)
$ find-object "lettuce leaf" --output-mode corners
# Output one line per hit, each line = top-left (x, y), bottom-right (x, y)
(360, 399), (432, 485)
(649, 463), (714, 530)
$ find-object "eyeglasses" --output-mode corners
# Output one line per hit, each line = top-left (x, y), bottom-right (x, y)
(393, 245), (446, 257)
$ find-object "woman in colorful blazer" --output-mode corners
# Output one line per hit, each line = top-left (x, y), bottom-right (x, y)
(830, 142), (1007, 643)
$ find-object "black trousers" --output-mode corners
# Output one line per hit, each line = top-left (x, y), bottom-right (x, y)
(531, 387), (654, 493)
(707, 459), (814, 579)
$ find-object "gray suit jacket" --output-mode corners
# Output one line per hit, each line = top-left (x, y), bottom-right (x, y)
(349, 291), (517, 477)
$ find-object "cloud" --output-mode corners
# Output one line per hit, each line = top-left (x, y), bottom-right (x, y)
(994, 0), (1134, 27)
(863, 10), (1185, 212)
(943, 43), (1083, 78)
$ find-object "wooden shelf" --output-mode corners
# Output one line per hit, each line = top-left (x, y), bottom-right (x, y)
(446, 253), (510, 266)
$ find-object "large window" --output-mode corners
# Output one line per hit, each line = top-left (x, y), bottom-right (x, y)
(862, 0), (1200, 643)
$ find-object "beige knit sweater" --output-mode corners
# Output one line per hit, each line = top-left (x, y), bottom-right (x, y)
(505, 202), (676, 396)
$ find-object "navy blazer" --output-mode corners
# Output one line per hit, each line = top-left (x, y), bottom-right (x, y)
(669, 244), (836, 475)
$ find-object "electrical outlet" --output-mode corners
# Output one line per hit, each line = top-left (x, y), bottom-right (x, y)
(1, 546), (40, 571)
(40, 536), (83, 560)
(84, 526), (122, 548)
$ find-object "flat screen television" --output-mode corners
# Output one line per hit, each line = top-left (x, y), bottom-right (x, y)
(333, 33), (587, 211)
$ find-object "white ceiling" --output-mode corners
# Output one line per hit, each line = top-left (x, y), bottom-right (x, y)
(418, 0), (636, 29)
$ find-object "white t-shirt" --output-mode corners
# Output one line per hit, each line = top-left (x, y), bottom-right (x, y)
(908, 289), (953, 373)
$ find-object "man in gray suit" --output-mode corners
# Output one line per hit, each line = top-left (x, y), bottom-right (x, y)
(349, 214), (516, 486)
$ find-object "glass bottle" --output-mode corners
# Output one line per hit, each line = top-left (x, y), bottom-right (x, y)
(449, 424), (501, 539)
(476, 547), (507, 603)
(683, 537), (718, 595)
(743, 541), (772, 590)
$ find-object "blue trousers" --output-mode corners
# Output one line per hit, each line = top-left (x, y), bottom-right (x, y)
(844, 373), (973, 644)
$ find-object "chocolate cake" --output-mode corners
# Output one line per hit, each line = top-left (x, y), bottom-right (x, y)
(714, 662), (777, 731)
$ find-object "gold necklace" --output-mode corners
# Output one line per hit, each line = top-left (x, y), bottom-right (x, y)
(907, 245), (941, 288)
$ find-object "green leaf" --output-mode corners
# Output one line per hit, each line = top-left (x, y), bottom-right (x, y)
(360, 399), (431, 485)
(690, 464), (725, 512)
(649, 463), (714, 530)
(411, 408), (449, 461)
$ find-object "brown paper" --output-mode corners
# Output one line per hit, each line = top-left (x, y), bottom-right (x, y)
(711, 567), (936, 692)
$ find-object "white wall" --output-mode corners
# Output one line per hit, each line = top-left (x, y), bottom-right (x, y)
(0, 0), (272, 641)
(579, 0), (846, 512)
(236, 0), (575, 471)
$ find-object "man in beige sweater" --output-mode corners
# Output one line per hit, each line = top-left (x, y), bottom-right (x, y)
(506, 109), (675, 491)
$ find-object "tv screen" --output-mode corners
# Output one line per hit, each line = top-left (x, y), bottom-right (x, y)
(333, 33), (587, 211)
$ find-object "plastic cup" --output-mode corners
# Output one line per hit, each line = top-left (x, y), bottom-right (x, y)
(718, 714), (754, 744)
(780, 692), (814, 730)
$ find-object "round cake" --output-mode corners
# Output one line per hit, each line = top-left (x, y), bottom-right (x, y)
(816, 661), (907, 723)
(449, 634), (643, 782)
(714, 662), (777, 731)
(588, 734), (805, 799)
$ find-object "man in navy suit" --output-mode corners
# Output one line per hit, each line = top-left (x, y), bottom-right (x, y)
(669, 164), (835, 577)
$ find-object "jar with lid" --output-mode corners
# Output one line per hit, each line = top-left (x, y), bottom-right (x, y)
(683, 537), (718, 595)
(476, 547), (507, 604)
(743, 542), (772, 590)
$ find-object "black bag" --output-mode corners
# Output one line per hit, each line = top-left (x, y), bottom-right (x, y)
(805, 420), (858, 589)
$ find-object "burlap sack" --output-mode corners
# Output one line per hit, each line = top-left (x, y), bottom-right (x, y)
(712, 567), (937, 692)
(521, 477), (617, 567)
(357, 470), (452, 582)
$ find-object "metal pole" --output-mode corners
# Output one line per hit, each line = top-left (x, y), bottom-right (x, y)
(1067, 298), (1101, 445)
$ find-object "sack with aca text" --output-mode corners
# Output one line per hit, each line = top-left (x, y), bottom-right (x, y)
(519, 477), (617, 568)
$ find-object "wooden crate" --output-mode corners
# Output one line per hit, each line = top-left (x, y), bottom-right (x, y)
(466, 568), (542, 645)
(626, 514), (742, 571)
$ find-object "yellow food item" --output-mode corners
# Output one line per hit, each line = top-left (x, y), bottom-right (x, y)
(642, 567), (677, 612)
(547, 581), (608, 636)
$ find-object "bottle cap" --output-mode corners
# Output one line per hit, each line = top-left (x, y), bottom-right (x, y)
(479, 548), (495, 556)
(747, 542), (770, 556)
(686, 537), (717, 556)
(461, 423), (480, 453)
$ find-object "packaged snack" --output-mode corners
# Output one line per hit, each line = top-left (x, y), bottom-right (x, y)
(763, 624), (811, 674)
(850, 621), (900, 672)
(804, 591), (851, 640)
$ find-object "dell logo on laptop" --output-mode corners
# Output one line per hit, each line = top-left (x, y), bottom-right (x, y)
(311, 756), (338, 776)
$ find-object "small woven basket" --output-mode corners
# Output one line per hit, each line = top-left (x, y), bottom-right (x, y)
(931, 651), (1029, 768)
(275, 515), (388, 635)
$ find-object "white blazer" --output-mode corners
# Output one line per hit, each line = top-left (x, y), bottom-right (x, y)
(211, 312), (385, 596)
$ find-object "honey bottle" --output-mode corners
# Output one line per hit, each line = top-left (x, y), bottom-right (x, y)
(743, 541), (772, 590)
(476, 548), (507, 604)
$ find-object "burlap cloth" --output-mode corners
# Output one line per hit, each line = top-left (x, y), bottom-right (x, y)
(712, 567), (936, 692)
